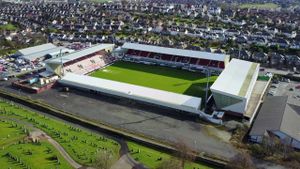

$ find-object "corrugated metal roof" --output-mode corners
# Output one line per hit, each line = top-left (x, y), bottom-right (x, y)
(250, 96), (300, 141)
(280, 103), (300, 141)
(18, 43), (57, 56)
(249, 96), (287, 136)
(122, 43), (229, 62)
(59, 73), (201, 113)
(47, 44), (114, 64)
(210, 59), (259, 98)
(22, 47), (74, 61)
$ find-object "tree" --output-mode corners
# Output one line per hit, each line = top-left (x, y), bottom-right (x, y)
(93, 151), (114, 169)
(226, 152), (255, 169)
(173, 140), (195, 169)
(156, 158), (182, 169)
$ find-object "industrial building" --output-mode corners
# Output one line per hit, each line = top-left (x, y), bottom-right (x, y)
(16, 43), (74, 62)
(249, 96), (300, 149)
(210, 59), (260, 114)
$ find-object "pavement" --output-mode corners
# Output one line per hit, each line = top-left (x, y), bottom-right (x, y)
(0, 80), (238, 159)
(268, 80), (300, 105)
(110, 154), (141, 169)
(261, 67), (300, 78)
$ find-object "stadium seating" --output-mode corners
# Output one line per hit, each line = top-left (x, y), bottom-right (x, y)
(125, 49), (225, 69)
(63, 50), (114, 75)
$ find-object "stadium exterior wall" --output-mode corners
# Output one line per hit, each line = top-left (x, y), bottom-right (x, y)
(211, 90), (246, 114)
(245, 64), (260, 107)
(211, 60), (259, 114)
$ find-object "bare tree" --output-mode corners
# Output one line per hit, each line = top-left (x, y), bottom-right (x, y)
(93, 150), (114, 169)
(174, 140), (196, 169)
(226, 151), (255, 169)
(156, 158), (182, 169)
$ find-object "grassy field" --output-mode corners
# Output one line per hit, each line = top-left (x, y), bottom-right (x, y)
(127, 141), (215, 169)
(239, 3), (279, 9)
(0, 120), (73, 169)
(90, 61), (217, 98)
(0, 101), (121, 166)
(0, 121), (25, 146)
(0, 23), (18, 31)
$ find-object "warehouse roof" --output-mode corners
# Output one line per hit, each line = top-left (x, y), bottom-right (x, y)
(17, 43), (57, 56)
(47, 44), (114, 64)
(249, 96), (300, 142)
(210, 59), (259, 98)
(122, 43), (229, 62)
(22, 47), (74, 61)
(60, 73), (202, 114)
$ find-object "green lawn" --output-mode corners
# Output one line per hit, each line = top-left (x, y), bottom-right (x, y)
(0, 23), (18, 31)
(0, 120), (25, 146)
(0, 141), (73, 169)
(0, 120), (73, 169)
(239, 3), (279, 9)
(90, 61), (217, 98)
(127, 141), (215, 169)
(0, 101), (121, 166)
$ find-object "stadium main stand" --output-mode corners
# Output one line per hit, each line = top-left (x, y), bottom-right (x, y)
(46, 44), (115, 75)
(122, 43), (230, 70)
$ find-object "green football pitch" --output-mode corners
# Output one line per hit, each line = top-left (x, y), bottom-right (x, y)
(90, 61), (217, 98)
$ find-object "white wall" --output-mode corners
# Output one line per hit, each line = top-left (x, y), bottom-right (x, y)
(222, 98), (246, 114)
(245, 64), (260, 108)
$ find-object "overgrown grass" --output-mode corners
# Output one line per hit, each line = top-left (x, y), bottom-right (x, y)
(127, 141), (215, 169)
(0, 101), (121, 166)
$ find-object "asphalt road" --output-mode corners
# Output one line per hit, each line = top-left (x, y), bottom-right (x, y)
(0, 80), (237, 159)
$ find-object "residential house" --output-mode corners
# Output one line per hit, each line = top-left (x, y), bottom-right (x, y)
(290, 41), (300, 49)
(225, 29), (240, 36)
(235, 36), (247, 44)
(269, 53), (285, 67)
(248, 37), (268, 46)
(269, 38), (290, 48)
(229, 49), (251, 60)
(252, 52), (268, 64)
(285, 55), (300, 68)
(281, 30), (297, 38)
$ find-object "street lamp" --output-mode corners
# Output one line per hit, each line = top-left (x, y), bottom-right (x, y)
(204, 66), (211, 112)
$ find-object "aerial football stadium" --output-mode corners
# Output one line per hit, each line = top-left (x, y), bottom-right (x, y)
(45, 42), (260, 121)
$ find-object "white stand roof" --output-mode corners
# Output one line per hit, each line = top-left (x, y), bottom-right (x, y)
(210, 59), (259, 99)
(122, 42), (229, 62)
(60, 73), (202, 114)
(47, 44), (114, 64)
